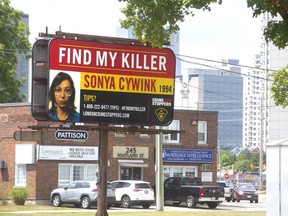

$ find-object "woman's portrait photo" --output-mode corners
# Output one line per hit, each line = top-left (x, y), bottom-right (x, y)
(48, 72), (80, 122)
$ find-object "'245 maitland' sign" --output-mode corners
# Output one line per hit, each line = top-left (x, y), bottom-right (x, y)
(48, 39), (176, 125)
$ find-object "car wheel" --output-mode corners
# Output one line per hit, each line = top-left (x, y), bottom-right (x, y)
(250, 200), (253, 203)
(186, 195), (196, 208)
(226, 197), (232, 202)
(121, 195), (131, 208)
(255, 200), (259, 203)
(207, 203), (218, 209)
(237, 199), (240, 202)
(142, 203), (151, 209)
(81, 196), (91, 209)
(52, 194), (62, 207)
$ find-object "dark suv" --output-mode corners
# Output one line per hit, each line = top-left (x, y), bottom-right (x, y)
(232, 183), (258, 203)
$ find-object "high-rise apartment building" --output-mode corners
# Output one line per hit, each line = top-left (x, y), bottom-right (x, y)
(243, 54), (266, 149)
(257, 14), (288, 145)
(244, 12), (288, 151)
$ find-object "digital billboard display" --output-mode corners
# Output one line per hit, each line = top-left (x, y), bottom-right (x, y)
(48, 39), (175, 125)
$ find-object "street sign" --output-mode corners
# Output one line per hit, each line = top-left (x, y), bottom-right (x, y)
(224, 173), (230, 179)
(48, 39), (176, 125)
(55, 130), (88, 141)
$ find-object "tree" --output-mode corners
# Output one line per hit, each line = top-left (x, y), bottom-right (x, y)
(118, 0), (222, 47)
(270, 66), (288, 108)
(235, 159), (251, 172)
(247, 0), (288, 49)
(0, 0), (30, 103)
(234, 149), (259, 171)
(219, 150), (235, 167)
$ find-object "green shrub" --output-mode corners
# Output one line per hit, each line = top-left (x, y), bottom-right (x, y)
(10, 187), (29, 205)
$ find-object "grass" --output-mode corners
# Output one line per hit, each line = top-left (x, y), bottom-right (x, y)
(0, 204), (266, 216)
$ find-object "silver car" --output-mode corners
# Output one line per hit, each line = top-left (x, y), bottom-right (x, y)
(50, 181), (115, 209)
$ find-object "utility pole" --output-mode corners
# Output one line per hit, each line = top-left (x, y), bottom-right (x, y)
(96, 126), (108, 216)
(155, 129), (164, 211)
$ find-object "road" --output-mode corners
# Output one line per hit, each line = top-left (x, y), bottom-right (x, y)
(106, 193), (266, 213)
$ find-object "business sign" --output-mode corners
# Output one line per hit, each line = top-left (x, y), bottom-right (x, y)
(113, 146), (149, 159)
(48, 39), (175, 125)
(55, 130), (88, 141)
(38, 145), (98, 160)
(163, 149), (213, 163)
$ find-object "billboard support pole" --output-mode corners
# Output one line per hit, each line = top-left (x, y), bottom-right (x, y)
(96, 124), (108, 216)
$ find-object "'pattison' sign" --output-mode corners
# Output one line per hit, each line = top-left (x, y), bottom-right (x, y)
(48, 39), (175, 125)
(55, 130), (88, 141)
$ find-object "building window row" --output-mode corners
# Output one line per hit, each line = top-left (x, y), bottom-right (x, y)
(58, 164), (98, 186)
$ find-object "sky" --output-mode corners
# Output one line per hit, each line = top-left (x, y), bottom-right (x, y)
(10, 0), (262, 69)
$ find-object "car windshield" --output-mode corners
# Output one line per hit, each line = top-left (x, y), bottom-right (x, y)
(239, 184), (255, 190)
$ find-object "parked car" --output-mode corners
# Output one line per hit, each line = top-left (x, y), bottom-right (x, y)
(110, 180), (155, 209)
(164, 177), (224, 209)
(217, 181), (233, 202)
(50, 181), (116, 209)
(231, 183), (258, 203)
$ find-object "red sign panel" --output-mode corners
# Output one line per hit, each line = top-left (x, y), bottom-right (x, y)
(48, 39), (175, 125)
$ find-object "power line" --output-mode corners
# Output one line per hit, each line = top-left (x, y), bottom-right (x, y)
(177, 57), (274, 82)
(176, 54), (276, 72)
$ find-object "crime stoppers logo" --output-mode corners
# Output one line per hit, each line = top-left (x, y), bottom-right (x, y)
(155, 108), (168, 122)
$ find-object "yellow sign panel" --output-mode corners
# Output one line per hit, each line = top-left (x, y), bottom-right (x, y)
(81, 72), (174, 95)
(113, 146), (149, 159)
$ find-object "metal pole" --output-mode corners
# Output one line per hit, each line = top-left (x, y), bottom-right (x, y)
(218, 140), (222, 181)
(155, 128), (164, 211)
(96, 126), (108, 216)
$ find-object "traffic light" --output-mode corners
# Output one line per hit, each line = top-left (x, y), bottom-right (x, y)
(250, 163), (254, 170)
(264, 164), (266, 171)
(217, 164), (220, 170)
(232, 164), (235, 170)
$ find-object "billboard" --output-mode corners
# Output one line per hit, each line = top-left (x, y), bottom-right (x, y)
(48, 39), (175, 125)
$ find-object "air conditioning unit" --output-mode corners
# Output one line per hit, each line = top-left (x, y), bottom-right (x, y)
(0, 160), (7, 169)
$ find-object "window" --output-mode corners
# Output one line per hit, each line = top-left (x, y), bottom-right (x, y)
(163, 166), (198, 179)
(198, 121), (207, 145)
(173, 167), (183, 177)
(185, 167), (196, 177)
(162, 120), (180, 144)
(73, 165), (84, 181)
(15, 164), (26, 186)
(58, 164), (98, 186)
(201, 164), (211, 171)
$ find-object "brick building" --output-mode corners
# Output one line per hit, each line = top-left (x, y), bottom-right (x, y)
(0, 103), (218, 204)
